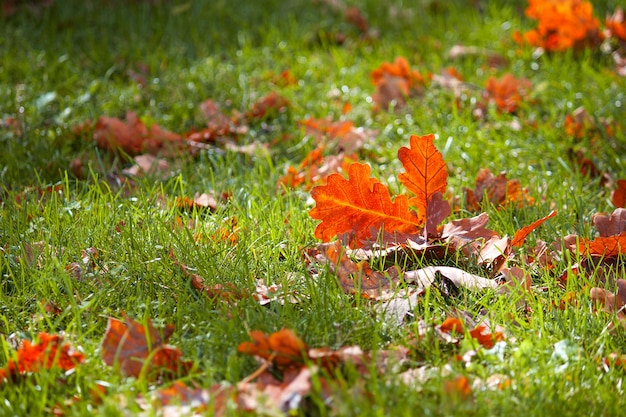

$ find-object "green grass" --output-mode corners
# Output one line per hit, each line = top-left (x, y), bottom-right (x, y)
(1, 0), (626, 415)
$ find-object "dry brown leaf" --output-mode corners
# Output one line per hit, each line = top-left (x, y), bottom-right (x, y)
(403, 266), (498, 292)
(100, 314), (191, 380)
(592, 208), (626, 237)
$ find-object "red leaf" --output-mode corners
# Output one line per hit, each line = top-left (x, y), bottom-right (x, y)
(612, 179), (626, 208)
(0, 333), (84, 383)
(512, 210), (557, 247)
(309, 163), (420, 248)
(397, 134), (448, 224)
(100, 314), (191, 379)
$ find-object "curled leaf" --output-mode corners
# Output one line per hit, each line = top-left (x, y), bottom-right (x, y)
(511, 210), (557, 247)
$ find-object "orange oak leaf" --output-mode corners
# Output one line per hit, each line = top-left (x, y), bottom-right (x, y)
(238, 329), (308, 370)
(511, 210), (557, 247)
(309, 163), (420, 248)
(483, 73), (531, 113)
(370, 57), (429, 111)
(579, 232), (626, 257)
(612, 180), (626, 208)
(0, 333), (84, 383)
(516, 0), (602, 51)
(101, 314), (191, 379)
(93, 112), (184, 156)
(397, 134), (448, 225)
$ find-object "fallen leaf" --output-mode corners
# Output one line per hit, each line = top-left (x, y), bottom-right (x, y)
(579, 232), (626, 257)
(175, 192), (221, 212)
(397, 133), (449, 227)
(517, 0), (602, 51)
(605, 7), (626, 41)
(612, 180), (626, 208)
(592, 208), (626, 237)
(448, 45), (508, 68)
(465, 168), (533, 210)
(439, 316), (505, 348)
(316, 241), (400, 299)
(371, 57), (428, 111)
(512, 210), (557, 247)
(100, 314), (191, 380)
(0, 333), (84, 383)
(443, 376), (472, 399)
(246, 92), (289, 119)
(483, 73), (531, 113)
(567, 149), (609, 183)
(238, 329), (308, 370)
(122, 154), (172, 179)
(590, 279), (626, 326)
(309, 163), (420, 248)
(403, 266), (498, 292)
(93, 112), (184, 156)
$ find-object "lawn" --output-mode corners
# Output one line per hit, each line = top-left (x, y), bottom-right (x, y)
(1, 0), (626, 415)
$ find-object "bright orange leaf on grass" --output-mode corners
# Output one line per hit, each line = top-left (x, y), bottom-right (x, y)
(439, 317), (504, 349)
(101, 314), (192, 379)
(397, 134), (450, 227)
(579, 233), (626, 257)
(309, 163), (420, 248)
(515, 0), (602, 51)
(0, 332), (84, 382)
(512, 210), (557, 247)
(371, 57), (429, 111)
(483, 73), (531, 113)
